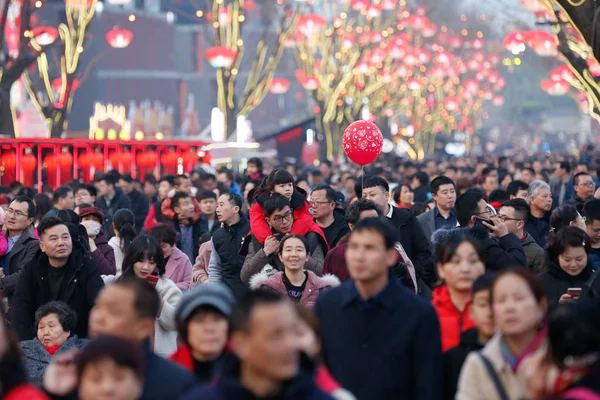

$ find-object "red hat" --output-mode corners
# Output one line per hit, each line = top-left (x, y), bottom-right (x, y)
(78, 206), (105, 223)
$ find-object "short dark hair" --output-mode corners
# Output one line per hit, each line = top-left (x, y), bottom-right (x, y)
(95, 174), (116, 186)
(482, 166), (497, 178)
(550, 204), (581, 231)
(583, 199), (600, 224)
(489, 189), (508, 204)
(52, 186), (73, 205)
(18, 187), (36, 199)
(263, 194), (290, 217)
(114, 275), (161, 320)
(573, 172), (591, 186)
(547, 227), (591, 260)
(558, 161), (572, 174)
(312, 185), (336, 203)
(351, 217), (398, 250)
(160, 175), (175, 186)
(38, 216), (68, 238)
(455, 192), (483, 227)
(392, 184), (412, 204)
(278, 234), (309, 255)
(413, 171), (430, 186)
(522, 167), (535, 176)
(506, 180), (529, 197)
(231, 290), (287, 333)
(171, 191), (191, 209)
(362, 176), (389, 193)
(431, 176), (455, 195)
(34, 301), (77, 334)
(174, 174), (191, 187)
(75, 335), (144, 380)
(76, 183), (97, 198)
(10, 195), (36, 218)
(435, 230), (485, 265)
(500, 198), (529, 221)
(122, 235), (166, 277)
(9, 181), (22, 190)
(221, 192), (242, 209)
(345, 198), (381, 225)
(148, 223), (177, 246)
(119, 174), (133, 183)
(491, 267), (546, 306)
(218, 169), (234, 182)
(472, 273), (493, 296)
(247, 157), (263, 170)
(197, 190), (217, 202)
(202, 173), (216, 181)
(144, 174), (157, 185)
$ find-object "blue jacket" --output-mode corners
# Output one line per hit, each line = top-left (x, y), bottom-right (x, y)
(181, 353), (334, 400)
(314, 276), (443, 400)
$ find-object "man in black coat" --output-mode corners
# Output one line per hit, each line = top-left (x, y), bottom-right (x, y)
(454, 191), (527, 271)
(118, 174), (149, 233)
(361, 177), (433, 284)
(94, 174), (132, 236)
(208, 193), (250, 297)
(43, 276), (196, 400)
(315, 218), (443, 400)
(311, 185), (350, 249)
(12, 217), (104, 340)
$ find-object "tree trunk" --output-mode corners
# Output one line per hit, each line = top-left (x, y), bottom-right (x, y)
(0, 87), (16, 137)
(50, 110), (66, 138)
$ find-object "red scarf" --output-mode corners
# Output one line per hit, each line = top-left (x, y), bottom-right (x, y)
(45, 345), (61, 356)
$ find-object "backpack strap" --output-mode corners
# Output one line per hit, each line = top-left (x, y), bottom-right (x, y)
(478, 352), (510, 400)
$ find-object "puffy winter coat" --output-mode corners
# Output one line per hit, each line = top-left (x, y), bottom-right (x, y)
(249, 270), (340, 308)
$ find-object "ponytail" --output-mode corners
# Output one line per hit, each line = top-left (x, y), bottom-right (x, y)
(112, 209), (138, 253)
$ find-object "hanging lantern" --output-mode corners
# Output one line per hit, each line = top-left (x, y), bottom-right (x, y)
(520, 0), (544, 11)
(59, 150), (73, 168)
(406, 77), (422, 91)
(295, 70), (319, 90)
(161, 152), (179, 175)
(205, 46), (238, 68)
(297, 14), (326, 34)
(527, 30), (557, 57)
(471, 38), (484, 49)
(587, 57), (600, 76)
(487, 70), (500, 84)
(433, 51), (453, 65)
(91, 152), (104, 170)
(405, 15), (429, 30)
(540, 79), (570, 95)
(464, 79), (480, 93)
(51, 78), (81, 93)
(182, 149), (198, 171)
(206, 7), (231, 24)
(105, 29), (134, 49)
(449, 36), (463, 48)
(350, 0), (368, 11)
(381, 0), (396, 10)
(1, 152), (17, 170)
(22, 152), (37, 173)
(504, 31), (528, 53)
(492, 96), (505, 106)
(414, 5), (427, 15)
(366, 4), (382, 18)
(550, 65), (574, 81)
(269, 78), (290, 94)
(443, 97), (460, 111)
(421, 22), (437, 38)
(31, 26), (59, 46)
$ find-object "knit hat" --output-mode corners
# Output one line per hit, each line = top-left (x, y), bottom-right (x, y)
(78, 207), (105, 224)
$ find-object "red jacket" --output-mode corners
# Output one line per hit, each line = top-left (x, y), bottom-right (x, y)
(249, 187), (317, 245)
(432, 285), (475, 352)
(5, 385), (49, 400)
(322, 243), (351, 281)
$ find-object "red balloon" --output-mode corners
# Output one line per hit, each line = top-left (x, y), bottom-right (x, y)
(342, 120), (383, 166)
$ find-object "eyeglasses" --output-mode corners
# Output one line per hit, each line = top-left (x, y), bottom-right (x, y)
(497, 215), (521, 223)
(476, 209), (493, 217)
(272, 211), (293, 224)
(6, 208), (28, 218)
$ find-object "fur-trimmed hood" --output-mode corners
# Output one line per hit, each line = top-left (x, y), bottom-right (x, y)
(249, 270), (340, 308)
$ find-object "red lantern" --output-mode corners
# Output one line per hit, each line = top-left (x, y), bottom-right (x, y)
(550, 65), (574, 81)
(366, 4), (382, 18)
(343, 121), (383, 166)
(443, 97), (460, 112)
(350, 0), (368, 10)
(1, 152), (16, 170)
(90, 152), (103, 171)
(269, 78), (290, 94)
(31, 26), (59, 46)
(182, 150), (198, 171)
(21, 152), (37, 187)
(205, 46), (238, 68)
(297, 14), (326, 34)
(421, 22), (437, 38)
(527, 30), (557, 57)
(540, 79), (570, 96)
(504, 31), (528, 53)
(105, 29), (134, 49)
(406, 77), (422, 91)
(161, 152), (179, 175)
(51, 78), (81, 93)
(492, 96), (505, 106)
(587, 57), (600, 76)
(60, 151), (73, 168)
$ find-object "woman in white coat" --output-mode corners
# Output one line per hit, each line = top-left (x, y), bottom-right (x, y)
(103, 234), (182, 357)
(108, 209), (138, 274)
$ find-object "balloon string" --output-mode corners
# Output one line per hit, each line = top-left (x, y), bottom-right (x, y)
(361, 165), (364, 189)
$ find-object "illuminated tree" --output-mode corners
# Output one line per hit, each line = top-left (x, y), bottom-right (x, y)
(0, 0), (54, 137)
(293, 3), (504, 160)
(23, 0), (97, 138)
(198, 0), (300, 138)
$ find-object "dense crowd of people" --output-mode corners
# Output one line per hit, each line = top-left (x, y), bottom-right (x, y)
(1, 153), (600, 399)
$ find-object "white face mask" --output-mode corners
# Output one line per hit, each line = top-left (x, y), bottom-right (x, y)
(81, 220), (102, 237)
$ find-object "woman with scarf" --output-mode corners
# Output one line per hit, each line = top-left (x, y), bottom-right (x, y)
(20, 301), (87, 384)
(456, 268), (548, 400)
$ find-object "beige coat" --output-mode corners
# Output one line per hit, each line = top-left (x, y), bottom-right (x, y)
(456, 332), (546, 400)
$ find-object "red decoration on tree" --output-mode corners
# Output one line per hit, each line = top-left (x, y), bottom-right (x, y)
(105, 29), (134, 49)
(205, 46), (238, 68)
(51, 78), (81, 93)
(342, 120), (383, 166)
(31, 26), (59, 46)
(269, 78), (290, 94)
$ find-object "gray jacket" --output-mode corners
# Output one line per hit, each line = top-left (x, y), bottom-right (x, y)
(20, 336), (87, 383)
(521, 232), (545, 274)
(417, 209), (436, 249)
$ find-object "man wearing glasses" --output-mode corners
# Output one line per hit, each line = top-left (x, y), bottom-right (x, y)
(454, 192), (526, 271)
(310, 185), (349, 249)
(0, 196), (39, 300)
(498, 199), (545, 273)
(569, 172), (600, 211)
(240, 194), (327, 283)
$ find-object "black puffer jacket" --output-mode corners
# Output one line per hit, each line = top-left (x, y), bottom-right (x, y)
(443, 328), (484, 400)
(539, 255), (593, 306)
